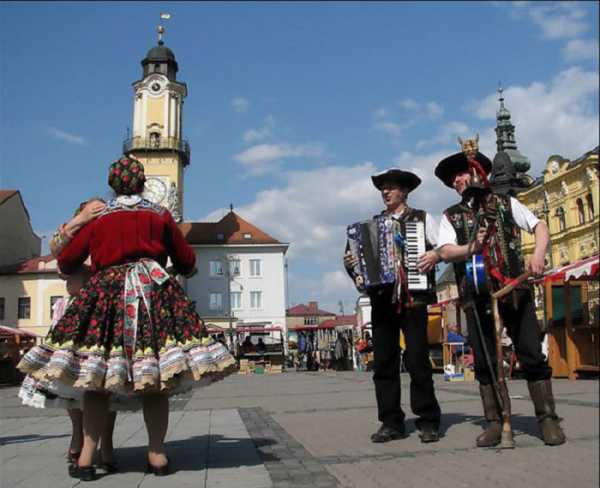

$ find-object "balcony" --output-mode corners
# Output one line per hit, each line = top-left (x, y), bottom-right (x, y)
(122, 136), (190, 166)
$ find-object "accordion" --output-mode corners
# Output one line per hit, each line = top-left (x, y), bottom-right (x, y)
(347, 216), (428, 292)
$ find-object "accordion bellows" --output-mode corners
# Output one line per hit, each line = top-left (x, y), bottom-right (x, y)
(347, 216), (403, 290)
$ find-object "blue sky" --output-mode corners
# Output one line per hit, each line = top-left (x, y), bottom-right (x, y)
(1, 1), (598, 314)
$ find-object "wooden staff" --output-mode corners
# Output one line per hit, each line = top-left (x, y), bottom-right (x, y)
(491, 271), (532, 449)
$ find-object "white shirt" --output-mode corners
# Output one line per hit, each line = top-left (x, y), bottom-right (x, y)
(437, 197), (540, 248)
(391, 211), (439, 247)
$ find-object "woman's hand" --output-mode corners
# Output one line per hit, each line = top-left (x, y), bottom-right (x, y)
(77, 200), (106, 225)
(344, 251), (358, 268)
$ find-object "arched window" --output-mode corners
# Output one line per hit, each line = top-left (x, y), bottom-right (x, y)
(555, 207), (566, 232)
(576, 198), (585, 225)
(587, 194), (595, 221)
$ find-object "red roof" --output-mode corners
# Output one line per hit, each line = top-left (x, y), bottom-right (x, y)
(0, 255), (56, 275)
(335, 315), (357, 327)
(179, 211), (283, 246)
(287, 301), (335, 317)
(0, 190), (18, 205)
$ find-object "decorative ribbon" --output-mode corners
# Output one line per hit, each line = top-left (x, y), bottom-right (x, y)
(123, 259), (170, 378)
(468, 158), (489, 187)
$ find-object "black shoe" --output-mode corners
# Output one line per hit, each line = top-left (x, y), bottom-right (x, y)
(98, 460), (119, 474)
(146, 457), (171, 476)
(68, 464), (97, 481)
(416, 420), (440, 443)
(370, 424), (406, 443)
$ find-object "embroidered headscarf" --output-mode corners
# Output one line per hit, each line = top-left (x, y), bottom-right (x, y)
(108, 156), (146, 195)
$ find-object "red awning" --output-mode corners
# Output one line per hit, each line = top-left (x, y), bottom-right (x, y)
(0, 325), (40, 338)
(543, 255), (599, 284)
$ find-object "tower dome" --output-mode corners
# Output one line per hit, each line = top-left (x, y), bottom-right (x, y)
(141, 41), (179, 81)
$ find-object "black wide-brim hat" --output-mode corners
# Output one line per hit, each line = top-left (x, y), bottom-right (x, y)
(371, 169), (421, 192)
(434, 151), (493, 188)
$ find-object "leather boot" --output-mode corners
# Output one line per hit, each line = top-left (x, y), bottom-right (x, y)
(527, 379), (566, 446)
(476, 383), (502, 447)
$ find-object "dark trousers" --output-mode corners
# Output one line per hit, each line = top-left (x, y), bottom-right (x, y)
(370, 289), (441, 428)
(465, 288), (552, 385)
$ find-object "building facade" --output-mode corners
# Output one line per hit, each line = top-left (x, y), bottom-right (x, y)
(517, 147), (599, 268)
(0, 256), (65, 337)
(286, 301), (336, 330)
(0, 191), (41, 268)
(182, 211), (289, 348)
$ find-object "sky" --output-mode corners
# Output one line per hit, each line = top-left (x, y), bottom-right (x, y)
(1, 1), (598, 315)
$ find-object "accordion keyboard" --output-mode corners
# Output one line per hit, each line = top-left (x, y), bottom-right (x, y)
(405, 221), (428, 290)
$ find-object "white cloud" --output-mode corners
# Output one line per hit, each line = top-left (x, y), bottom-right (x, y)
(321, 270), (356, 297)
(242, 115), (275, 143)
(374, 108), (388, 119)
(416, 121), (470, 149)
(243, 127), (272, 143)
(47, 127), (86, 145)
(231, 97), (250, 113)
(234, 142), (327, 175)
(373, 121), (405, 137)
(398, 99), (419, 110)
(562, 38), (600, 63)
(525, 2), (589, 40)
(472, 66), (599, 174)
(425, 101), (444, 118)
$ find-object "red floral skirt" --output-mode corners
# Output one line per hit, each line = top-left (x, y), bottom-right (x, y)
(18, 263), (236, 396)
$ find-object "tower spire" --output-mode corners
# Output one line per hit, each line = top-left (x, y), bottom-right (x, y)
(157, 13), (170, 45)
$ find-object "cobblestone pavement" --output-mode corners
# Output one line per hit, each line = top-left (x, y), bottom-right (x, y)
(1, 371), (598, 487)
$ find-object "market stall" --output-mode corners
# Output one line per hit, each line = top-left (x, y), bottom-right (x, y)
(0, 326), (39, 385)
(543, 255), (599, 379)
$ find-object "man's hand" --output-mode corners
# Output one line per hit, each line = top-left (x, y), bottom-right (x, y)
(418, 250), (439, 273)
(528, 250), (546, 277)
(469, 227), (487, 255)
(344, 251), (358, 269)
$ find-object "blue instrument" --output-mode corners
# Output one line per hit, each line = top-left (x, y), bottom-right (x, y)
(465, 254), (489, 296)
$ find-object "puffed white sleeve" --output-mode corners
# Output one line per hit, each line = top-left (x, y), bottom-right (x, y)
(510, 197), (540, 234)
(425, 213), (439, 247)
(436, 213), (458, 248)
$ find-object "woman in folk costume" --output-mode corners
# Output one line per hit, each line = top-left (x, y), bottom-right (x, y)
(18, 198), (120, 470)
(18, 156), (236, 480)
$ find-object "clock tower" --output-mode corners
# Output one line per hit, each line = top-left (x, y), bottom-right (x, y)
(123, 23), (189, 221)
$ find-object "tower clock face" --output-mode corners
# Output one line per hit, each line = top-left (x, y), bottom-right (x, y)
(143, 177), (168, 205)
(147, 76), (167, 97)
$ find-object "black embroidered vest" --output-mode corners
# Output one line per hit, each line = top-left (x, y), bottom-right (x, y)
(444, 193), (525, 299)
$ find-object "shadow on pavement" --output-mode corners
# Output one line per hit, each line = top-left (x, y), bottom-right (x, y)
(108, 434), (275, 474)
(0, 433), (69, 446)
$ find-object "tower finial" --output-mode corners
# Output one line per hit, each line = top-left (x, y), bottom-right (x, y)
(158, 13), (171, 45)
(498, 81), (504, 102)
(230, 203), (234, 212)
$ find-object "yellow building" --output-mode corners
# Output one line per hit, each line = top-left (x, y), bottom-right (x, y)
(0, 256), (66, 337)
(517, 147), (599, 268)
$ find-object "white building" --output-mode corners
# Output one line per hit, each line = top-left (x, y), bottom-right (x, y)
(180, 211), (289, 350)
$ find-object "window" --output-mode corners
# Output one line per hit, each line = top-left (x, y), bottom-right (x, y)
(576, 198), (585, 225)
(50, 296), (63, 320)
(250, 259), (262, 277)
(209, 260), (223, 277)
(230, 292), (242, 309)
(555, 207), (566, 232)
(243, 233), (252, 240)
(18, 297), (31, 320)
(229, 259), (241, 276)
(209, 293), (223, 311)
(0, 297), (5, 321)
(304, 316), (317, 325)
(250, 291), (262, 309)
(587, 194), (595, 221)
